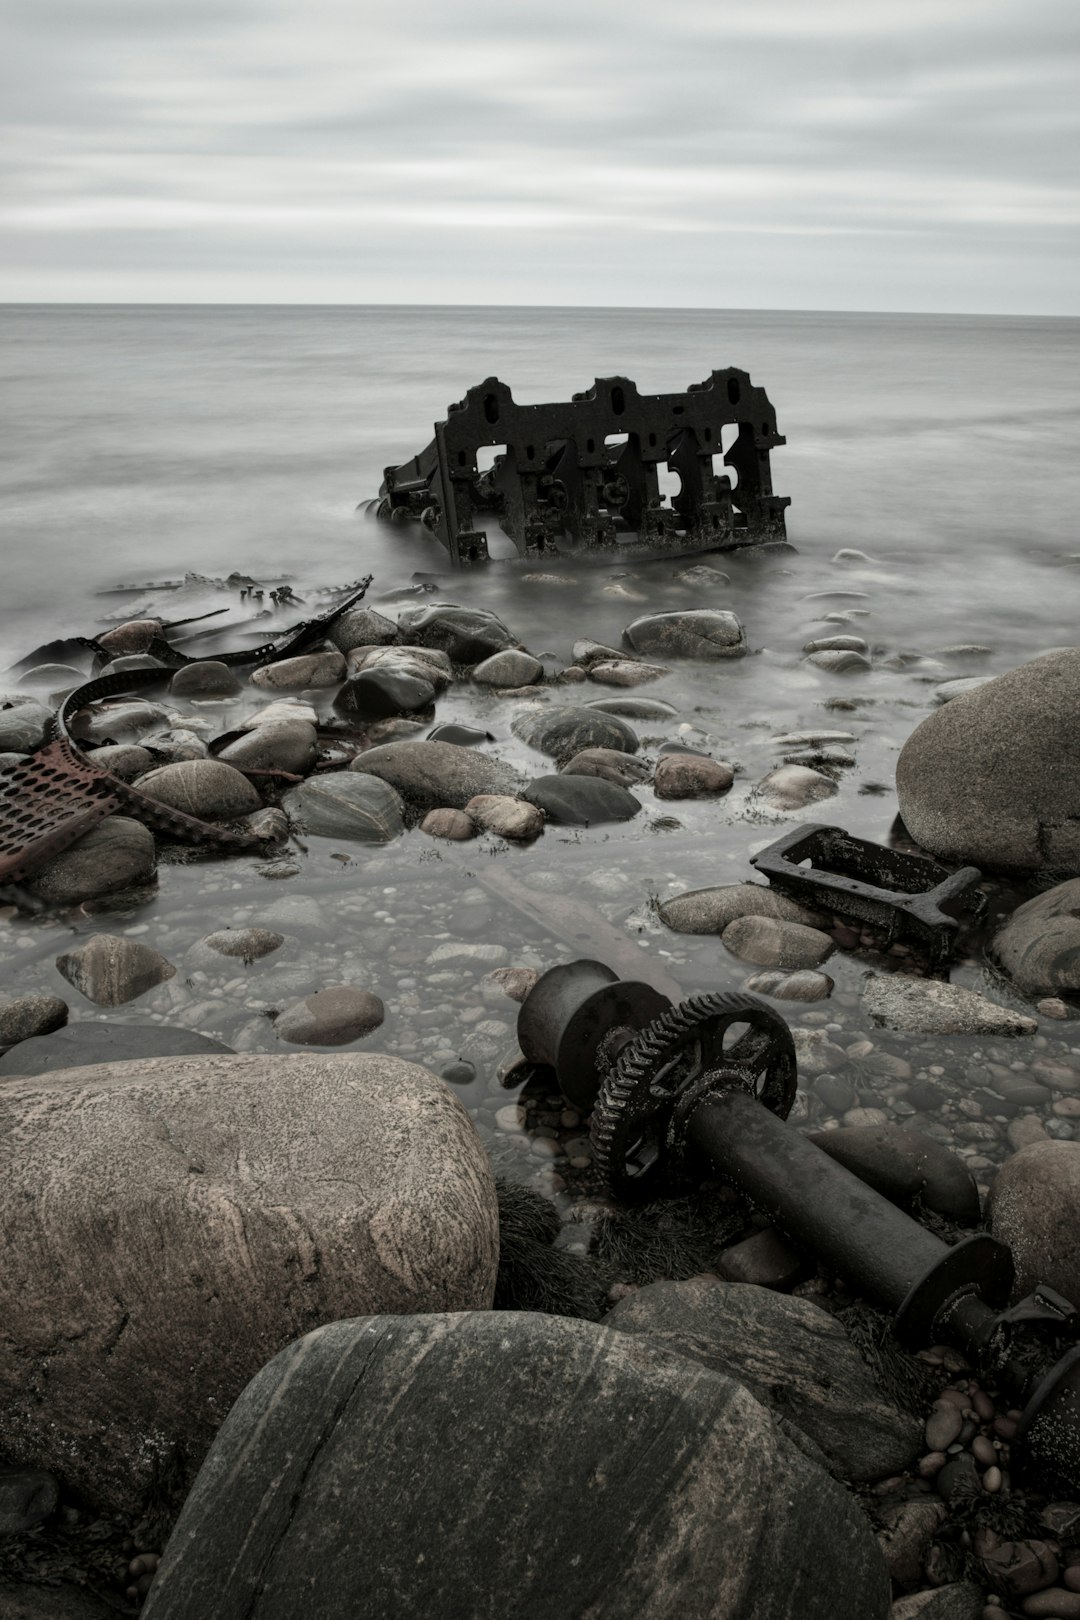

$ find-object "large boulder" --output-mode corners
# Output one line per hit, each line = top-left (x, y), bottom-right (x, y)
(862, 973), (1037, 1036)
(134, 759), (262, 820)
(348, 739), (521, 813)
(988, 1140), (1080, 1303)
(895, 649), (1080, 875)
(0, 1053), (498, 1514)
(991, 878), (1080, 999)
(26, 816), (156, 906)
(0, 1021), (232, 1077)
(142, 1312), (890, 1620)
(395, 602), (517, 664)
(606, 1276), (921, 1483)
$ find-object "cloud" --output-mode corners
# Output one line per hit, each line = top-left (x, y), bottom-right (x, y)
(1, 0), (1077, 309)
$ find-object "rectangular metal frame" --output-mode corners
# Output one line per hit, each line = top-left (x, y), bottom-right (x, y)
(377, 371), (789, 566)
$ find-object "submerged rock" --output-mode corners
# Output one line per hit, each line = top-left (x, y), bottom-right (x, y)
(512, 704), (639, 763)
(27, 817), (156, 905)
(659, 883), (827, 934)
(623, 609), (747, 659)
(654, 754), (733, 798)
(560, 747), (653, 786)
(275, 986), (385, 1046)
(142, 1311), (891, 1620)
(755, 764), (838, 811)
(282, 773), (405, 842)
(396, 601), (517, 664)
(862, 973), (1038, 1037)
(896, 649), (1080, 876)
(0, 1053), (498, 1515)
(524, 774), (641, 826)
(55, 933), (176, 1007)
(743, 969), (834, 1002)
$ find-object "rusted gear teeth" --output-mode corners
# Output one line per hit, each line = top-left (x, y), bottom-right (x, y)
(590, 991), (797, 1202)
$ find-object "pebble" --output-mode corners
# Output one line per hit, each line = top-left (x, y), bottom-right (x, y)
(1022, 1593), (1080, 1618)
(972, 1435), (997, 1466)
(982, 1466), (1002, 1493)
(924, 1404), (964, 1451)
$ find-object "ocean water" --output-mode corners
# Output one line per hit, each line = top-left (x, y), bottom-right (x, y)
(1, 305), (1079, 1195)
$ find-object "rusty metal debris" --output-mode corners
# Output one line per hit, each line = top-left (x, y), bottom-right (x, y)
(0, 579), (374, 890)
(519, 959), (1080, 1494)
(749, 823), (985, 964)
(376, 372), (789, 566)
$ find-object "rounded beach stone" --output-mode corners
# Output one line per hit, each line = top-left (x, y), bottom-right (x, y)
(743, 969), (834, 1002)
(218, 720), (318, 775)
(623, 609), (747, 659)
(170, 661), (243, 698)
(587, 695), (679, 719)
(250, 650), (346, 691)
(0, 993), (68, 1048)
(654, 754), (734, 798)
(587, 658), (667, 687)
(465, 794), (544, 841)
(27, 817), (156, 905)
(86, 743), (155, 780)
(327, 605), (398, 653)
(55, 933), (176, 1007)
(352, 644), (453, 689)
(803, 635), (869, 655)
(991, 879), (1080, 998)
(755, 764), (839, 811)
(512, 703), (639, 763)
(896, 649), (1080, 876)
(134, 759), (262, 820)
(988, 1140), (1080, 1303)
(0, 701), (52, 753)
(804, 649), (872, 673)
(606, 1275), (920, 1483)
(420, 807), (477, 840)
(721, 916), (835, 970)
(282, 774), (405, 842)
(275, 987), (385, 1046)
(141, 1311), (891, 1620)
(659, 883), (827, 933)
(560, 747), (653, 786)
(0, 1468), (59, 1535)
(472, 649), (543, 687)
(524, 774), (641, 826)
(201, 928), (284, 963)
(79, 699), (169, 743)
(395, 601), (517, 664)
(348, 739), (521, 812)
(0, 1053), (498, 1515)
(333, 668), (436, 721)
(97, 619), (162, 655)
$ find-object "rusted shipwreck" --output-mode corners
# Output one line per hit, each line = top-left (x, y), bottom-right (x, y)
(376, 370), (789, 566)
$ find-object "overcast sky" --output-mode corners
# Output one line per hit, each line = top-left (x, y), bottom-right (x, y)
(2, 0), (1077, 311)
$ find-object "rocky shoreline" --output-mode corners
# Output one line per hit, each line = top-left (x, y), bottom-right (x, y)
(1, 556), (1078, 1618)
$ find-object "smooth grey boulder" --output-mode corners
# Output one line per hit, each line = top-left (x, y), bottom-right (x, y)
(351, 644), (453, 691)
(85, 742), (155, 780)
(0, 699), (52, 752)
(137, 726), (208, 762)
(988, 1140), (1080, 1303)
(396, 601), (517, 664)
(654, 754), (733, 797)
(722, 916), (835, 970)
(348, 739), (521, 812)
(755, 763), (838, 811)
(134, 758), (262, 820)
(991, 878), (1080, 999)
(97, 619), (162, 655)
(524, 774), (641, 826)
(55, 933), (176, 1007)
(512, 703), (639, 763)
(218, 720), (318, 775)
(250, 650), (346, 692)
(805, 1124), (981, 1224)
(472, 648), (543, 687)
(0, 1022), (233, 1077)
(142, 1311), (890, 1620)
(275, 986), (385, 1046)
(170, 661), (243, 698)
(561, 747), (653, 786)
(607, 1276), (921, 1484)
(623, 609), (747, 659)
(804, 649), (872, 673)
(26, 816), (157, 907)
(79, 699), (169, 742)
(333, 668), (436, 721)
(895, 649), (1080, 876)
(862, 973), (1037, 1036)
(659, 883), (827, 934)
(0, 992), (68, 1048)
(0, 1053), (499, 1515)
(327, 605), (398, 653)
(282, 773), (405, 841)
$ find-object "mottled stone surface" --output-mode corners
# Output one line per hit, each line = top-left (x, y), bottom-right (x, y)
(143, 1311), (890, 1620)
(862, 974), (1038, 1036)
(396, 602), (516, 664)
(0, 1054), (499, 1514)
(0, 992), (68, 1048)
(55, 933), (176, 1007)
(419, 807), (477, 840)
(988, 1140), (1080, 1303)
(722, 915), (835, 970)
(333, 668), (436, 721)
(0, 1022), (233, 1077)
(218, 720), (318, 775)
(274, 986), (385, 1045)
(465, 793), (544, 841)
(170, 661), (243, 698)
(0, 700), (57, 752)
(560, 747), (653, 786)
(134, 759), (262, 820)
(200, 928), (284, 963)
(896, 649), (1080, 875)
(471, 649), (543, 687)
(349, 739), (521, 812)
(755, 763), (839, 811)
(282, 773), (405, 842)
(512, 703), (640, 764)
(659, 883), (827, 934)
(250, 650), (346, 691)
(743, 969), (834, 1002)
(654, 754), (734, 798)
(327, 605), (398, 652)
(992, 878), (1080, 998)
(623, 609), (747, 659)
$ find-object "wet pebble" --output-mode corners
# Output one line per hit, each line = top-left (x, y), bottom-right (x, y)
(421, 807), (477, 840)
(925, 1404), (964, 1451)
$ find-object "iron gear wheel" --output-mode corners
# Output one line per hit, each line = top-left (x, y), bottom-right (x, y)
(590, 991), (797, 1201)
